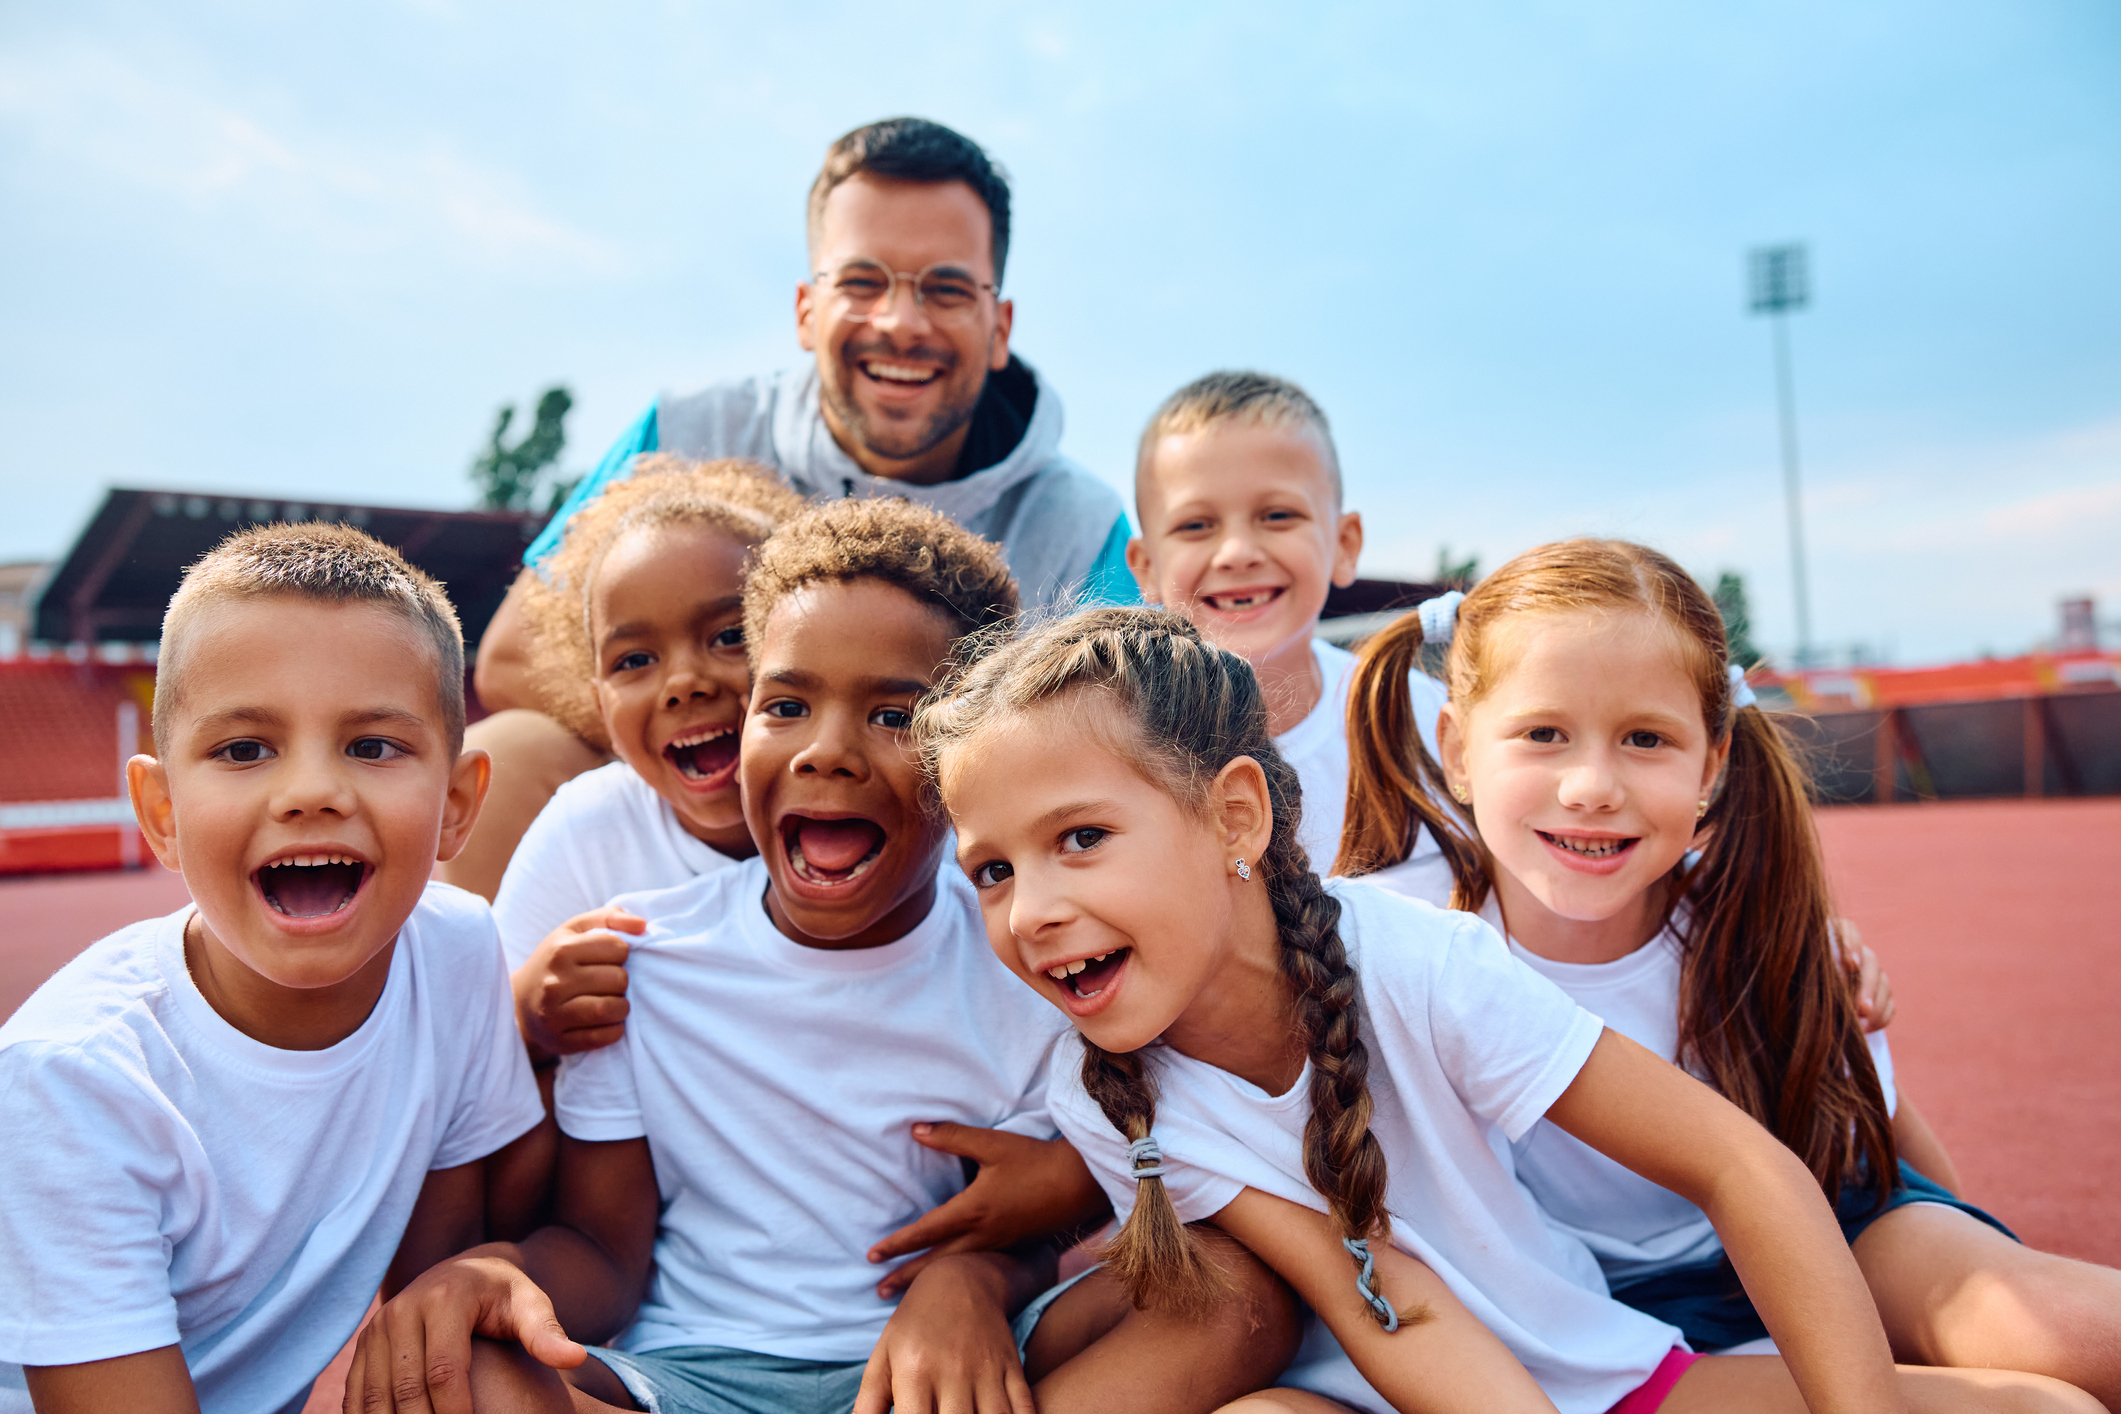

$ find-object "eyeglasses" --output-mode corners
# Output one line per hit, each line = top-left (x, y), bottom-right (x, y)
(811, 258), (999, 324)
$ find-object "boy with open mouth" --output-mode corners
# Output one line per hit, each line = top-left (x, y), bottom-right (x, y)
(349, 499), (1300, 1414)
(0, 524), (544, 1413)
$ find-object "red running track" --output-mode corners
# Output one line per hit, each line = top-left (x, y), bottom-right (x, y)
(1815, 797), (2121, 1266)
(2, 798), (2115, 1270)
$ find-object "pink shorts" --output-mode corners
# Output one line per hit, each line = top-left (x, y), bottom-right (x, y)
(1605, 1349), (1701, 1414)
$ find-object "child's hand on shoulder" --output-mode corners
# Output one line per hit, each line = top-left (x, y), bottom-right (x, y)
(512, 906), (646, 1063)
(345, 1248), (586, 1413)
(867, 1124), (1111, 1297)
(854, 1253), (1035, 1414)
(1836, 919), (1896, 1032)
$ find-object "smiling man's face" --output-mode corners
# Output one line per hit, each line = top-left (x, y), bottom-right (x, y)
(796, 173), (1014, 486)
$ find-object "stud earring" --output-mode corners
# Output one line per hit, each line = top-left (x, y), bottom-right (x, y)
(1451, 784), (1470, 805)
(1234, 858), (1252, 882)
(1696, 799), (1709, 819)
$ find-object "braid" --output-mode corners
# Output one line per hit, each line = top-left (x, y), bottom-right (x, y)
(1076, 1042), (1231, 1315)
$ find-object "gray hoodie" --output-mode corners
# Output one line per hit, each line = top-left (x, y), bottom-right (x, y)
(643, 357), (1130, 609)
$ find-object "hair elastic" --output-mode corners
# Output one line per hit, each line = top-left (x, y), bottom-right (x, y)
(1127, 1135), (1168, 1182)
(1416, 590), (1465, 647)
(1727, 664), (1757, 711)
(1342, 1237), (1400, 1332)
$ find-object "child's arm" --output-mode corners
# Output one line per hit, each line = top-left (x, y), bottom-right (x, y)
(865, 1123), (1112, 1296)
(1545, 1028), (1903, 1414)
(384, 1159), (488, 1298)
(24, 1346), (200, 1414)
(853, 1248), (1055, 1414)
(1210, 1187), (1557, 1414)
(1889, 1091), (1963, 1195)
(342, 1134), (659, 1411)
(511, 905), (645, 1065)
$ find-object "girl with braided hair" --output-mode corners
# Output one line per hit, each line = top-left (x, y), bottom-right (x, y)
(1339, 539), (2121, 1402)
(918, 607), (2075, 1414)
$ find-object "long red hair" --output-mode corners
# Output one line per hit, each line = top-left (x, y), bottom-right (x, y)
(1337, 539), (1896, 1209)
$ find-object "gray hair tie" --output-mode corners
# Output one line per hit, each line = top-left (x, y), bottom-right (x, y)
(1127, 1135), (1168, 1182)
(1343, 1237), (1399, 1331)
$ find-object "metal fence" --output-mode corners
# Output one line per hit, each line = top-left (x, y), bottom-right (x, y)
(1787, 690), (2121, 804)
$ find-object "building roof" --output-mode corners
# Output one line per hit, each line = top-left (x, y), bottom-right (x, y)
(33, 488), (544, 647)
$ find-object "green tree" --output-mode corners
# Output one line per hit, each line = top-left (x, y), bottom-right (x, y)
(471, 386), (575, 512)
(1434, 545), (1478, 586)
(1714, 570), (1763, 667)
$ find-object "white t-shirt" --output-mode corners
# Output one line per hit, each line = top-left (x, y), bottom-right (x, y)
(493, 761), (743, 969)
(1274, 641), (1450, 876)
(0, 886), (543, 1414)
(1363, 870), (1899, 1290)
(1048, 880), (1680, 1414)
(555, 858), (1069, 1362)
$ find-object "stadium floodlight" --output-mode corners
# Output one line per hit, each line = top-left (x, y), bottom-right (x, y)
(1748, 243), (1813, 666)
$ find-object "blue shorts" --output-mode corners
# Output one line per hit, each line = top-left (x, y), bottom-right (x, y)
(1609, 1161), (2015, 1352)
(588, 1269), (1097, 1414)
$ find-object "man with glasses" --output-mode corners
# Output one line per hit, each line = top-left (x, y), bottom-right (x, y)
(451, 117), (1132, 898)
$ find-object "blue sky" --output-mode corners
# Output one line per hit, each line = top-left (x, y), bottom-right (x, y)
(2, 0), (2116, 664)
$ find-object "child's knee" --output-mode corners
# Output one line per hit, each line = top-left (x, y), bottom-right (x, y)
(1192, 1228), (1304, 1367)
(464, 1337), (583, 1412)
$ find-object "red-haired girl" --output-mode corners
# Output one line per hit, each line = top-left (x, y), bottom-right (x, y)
(1338, 538), (2120, 1405)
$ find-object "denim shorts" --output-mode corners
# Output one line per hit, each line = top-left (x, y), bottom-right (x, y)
(1609, 1161), (2015, 1352)
(589, 1268), (1099, 1414)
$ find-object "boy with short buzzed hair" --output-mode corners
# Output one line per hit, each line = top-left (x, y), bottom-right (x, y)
(0, 523), (542, 1414)
(1125, 369), (1451, 874)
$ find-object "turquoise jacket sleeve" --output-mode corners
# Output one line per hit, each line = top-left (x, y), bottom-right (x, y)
(522, 402), (660, 569)
(1079, 514), (1141, 606)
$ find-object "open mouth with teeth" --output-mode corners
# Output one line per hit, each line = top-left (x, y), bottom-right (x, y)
(664, 725), (739, 788)
(782, 814), (888, 888)
(1537, 831), (1636, 862)
(1200, 587), (1285, 614)
(1046, 948), (1129, 1000)
(255, 854), (369, 919)
(859, 358), (943, 387)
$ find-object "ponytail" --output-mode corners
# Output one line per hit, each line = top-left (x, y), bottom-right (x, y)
(1684, 701), (1898, 1209)
(1334, 611), (1489, 912)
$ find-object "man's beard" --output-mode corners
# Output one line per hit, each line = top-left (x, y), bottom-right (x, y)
(820, 338), (986, 465)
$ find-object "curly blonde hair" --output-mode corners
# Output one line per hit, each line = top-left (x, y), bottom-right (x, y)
(741, 496), (1020, 659)
(521, 455), (804, 747)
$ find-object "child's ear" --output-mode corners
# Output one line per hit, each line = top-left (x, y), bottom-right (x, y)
(1209, 755), (1275, 863)
(1124, 535), (1158, 603)
(1436, 704), (1471, 801)
(1701, 729), (1732, 799)
(1330, 509), (1363, 589)
(434, 749), (493, 864)
(128, 755), (181, 872)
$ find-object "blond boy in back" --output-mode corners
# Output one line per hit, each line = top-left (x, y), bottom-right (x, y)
(1124, 370), (1451, 874)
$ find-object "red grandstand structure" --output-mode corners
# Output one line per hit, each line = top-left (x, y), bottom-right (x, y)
(0, 488), (536, 874)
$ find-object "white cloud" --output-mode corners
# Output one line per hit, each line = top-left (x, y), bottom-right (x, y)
(0, 41), (622, 278)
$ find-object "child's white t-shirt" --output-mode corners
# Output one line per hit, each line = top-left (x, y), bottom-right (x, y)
(1047, 879), (1681, 1414)
(555, 858), (1069, 1363)
(1363, 866), (1899, 1289)
(1273, 641), (1449, 876)
(493, 760), (743, 969)
(0, 885), (543, 1414)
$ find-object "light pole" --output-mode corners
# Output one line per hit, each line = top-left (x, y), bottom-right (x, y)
(1748, 243), (1812, 666)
